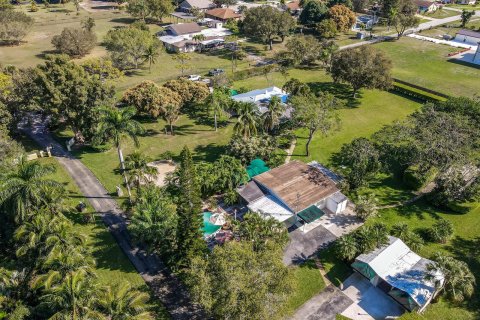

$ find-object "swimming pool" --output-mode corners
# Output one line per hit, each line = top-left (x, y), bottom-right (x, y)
(202, 212), (221, 237)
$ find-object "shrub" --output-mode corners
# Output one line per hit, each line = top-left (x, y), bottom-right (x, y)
(0, 10), (34, 45)
(52, 28), (97, 57)
(429, 219), (454, 243)
(403, 165), (438, 190)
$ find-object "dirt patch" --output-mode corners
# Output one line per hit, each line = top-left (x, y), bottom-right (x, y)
(147, 160), (177, 187)
(80, 0), (118, 13)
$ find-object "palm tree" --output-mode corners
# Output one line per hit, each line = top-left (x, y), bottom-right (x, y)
(143, 44), (160, 73)
(334, 233), (358, 262)
(124, 151), (158, 194)
(205, 88), (231, 131)
(426, 253), (475, 302)
(40, 269), (101, 320)
(162, 104), (181, 135)
(233, 102), (258, 138)
(262, 96), (284, 133)
(0, 158), (62, 223)
(369, 222), (389, 249)
(97, 282), (154, 320)
(97, 106), (145, 201)
(354, 193), (378, 221)
(192, 34), (206, 52)
(391, 223), (424, 252)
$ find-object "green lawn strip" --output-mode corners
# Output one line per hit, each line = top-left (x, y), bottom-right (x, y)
(374, 37), (480, 98)
(56, 114), (234, 194)
(336, 314), (353, 320)
(318, 247), (352, 287)
(422, 9), (460, 19)
(392, 81), (448, 102)
(282, 260), (327, 316)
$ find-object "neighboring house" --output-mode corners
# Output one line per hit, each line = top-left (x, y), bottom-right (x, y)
(415, 0), (439, 12)
(237, 160), (348, 229)
(232, 86), (289, 103)
(283, 0), (302, 15)
(457, 0), (476, 4)
(352, 236), (444, 313)
(178, 0), (215, 12)
(205, 8), (242, 22)
(455, 29), (480, 46)
(159, 22), (232, 53)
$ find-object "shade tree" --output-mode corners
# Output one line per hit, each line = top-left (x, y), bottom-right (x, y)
(0, 10), (34, 45)
(299, 0), (328, 26)
(291, 92), (342, 156)
(330, 46), (393, 97)
(327, 4), (356, 32)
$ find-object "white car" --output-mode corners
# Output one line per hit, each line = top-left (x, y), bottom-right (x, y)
(187, 75), (201, 81)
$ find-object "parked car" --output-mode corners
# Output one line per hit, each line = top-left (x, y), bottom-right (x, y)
(187, 74), (201, 81)
(208, 68), (225, 76)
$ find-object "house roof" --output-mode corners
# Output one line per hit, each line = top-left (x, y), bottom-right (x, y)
(247, 195), (294, 222)
(166, 23), (202, 36)
(237, 180), (265, 203)
(415, 0), (435, 7)
(355, 237), (443, 309)
(232, 86), (288, 103)
(180, 0), (214, 9)
(457, 29), (480, 39)
(205, 8), (242, 19)
(253, 160), (339, 213)
(286, 1), (300, 10)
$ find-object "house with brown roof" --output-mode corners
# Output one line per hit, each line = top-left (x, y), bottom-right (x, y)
(283, 1), (302, 15)
(237, 160), (348, 229)
(205, 8), (242, 22)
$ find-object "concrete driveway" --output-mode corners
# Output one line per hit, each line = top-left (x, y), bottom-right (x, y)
(283, 225), (337, 265)
(291, 284), (353, 320)
(340, 273), (405, 320)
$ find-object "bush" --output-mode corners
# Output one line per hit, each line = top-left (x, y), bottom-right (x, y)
(159, 151), (174, 160)
(52, 28), (97, 57)
(0, 10), (34, 45)
(403, 165), (438, 190)
(429, 219), (454, 243)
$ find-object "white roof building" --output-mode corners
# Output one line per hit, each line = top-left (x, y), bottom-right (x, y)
(232, 86), (288, 103)
(352, 236), (444, 312)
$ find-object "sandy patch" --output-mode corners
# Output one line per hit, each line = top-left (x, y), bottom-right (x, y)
(147, 160), (177, 187)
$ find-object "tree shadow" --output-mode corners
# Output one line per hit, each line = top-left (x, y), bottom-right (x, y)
(308, 82), (361, 108)
(193, 143), (227, 162)
(109, 17), (137, 25)
(35, 50), (58, 60)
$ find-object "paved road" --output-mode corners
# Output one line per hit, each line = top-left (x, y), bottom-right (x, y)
(291, 284), (353, 320)
(20, 116), (207, 320)
(340, 10), (480, 50)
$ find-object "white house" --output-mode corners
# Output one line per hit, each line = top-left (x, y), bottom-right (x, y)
(352, 237), (444, 313)
(159, 22), (232, 53)
(237, 161), (349, 229)
(415, 0), (439, 12)
(455, 29), (480, 46)
(232, 86), (289, 103)
(457, 0), (476, 4)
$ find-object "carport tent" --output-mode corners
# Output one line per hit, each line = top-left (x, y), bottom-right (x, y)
(246, 158), (270, 179)
(297, 205), (325, 223)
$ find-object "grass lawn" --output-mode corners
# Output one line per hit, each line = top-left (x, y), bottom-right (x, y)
(422, 8), (460, 19)
(446, 4), (480, 10)
(283, 260), (327, 316)
(16, 135), (169, 318)
(56, 112), (234, 195)
(374, 37), (480, 97)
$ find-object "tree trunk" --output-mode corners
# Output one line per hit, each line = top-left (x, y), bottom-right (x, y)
(352, 88), (358, 98)
(269, 38), (273, 50)
(117, 147), (132, 201)
(305, 129), (314, 157)
(214, 112), (218, 131)
(170, 122), (174, 136)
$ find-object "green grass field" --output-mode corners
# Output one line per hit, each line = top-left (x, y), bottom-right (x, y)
(374, 37), (480, 98)
(422, 8), (460, 19)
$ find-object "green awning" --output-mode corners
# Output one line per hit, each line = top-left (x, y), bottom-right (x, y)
(297, 205), (325, 223)
(246, 158), (270, 179)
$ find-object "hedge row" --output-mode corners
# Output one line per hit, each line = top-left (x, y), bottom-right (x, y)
(391, 81), (448, 103)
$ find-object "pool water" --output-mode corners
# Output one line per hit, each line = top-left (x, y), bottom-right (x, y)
(202, 212), (221, 237)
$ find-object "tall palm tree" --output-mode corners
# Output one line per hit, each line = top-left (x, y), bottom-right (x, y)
(97, 106), (145, 201)
(354, 193), (378, 221)
(262, 96), (284, 133)
(124, 151), (158, 194)
(233, 102), (258, 138)
(0, 158), (62, 223)
(391, 223), (424, 252)
(334, 233), (358, 262)
(426, 253), (475, 302)
(205, 88), (231, 131)
(369, 222), (389, 249)
(40, 269), (101, 320)
(97, 282), (154, 320)
(143, 44), (160, 73)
